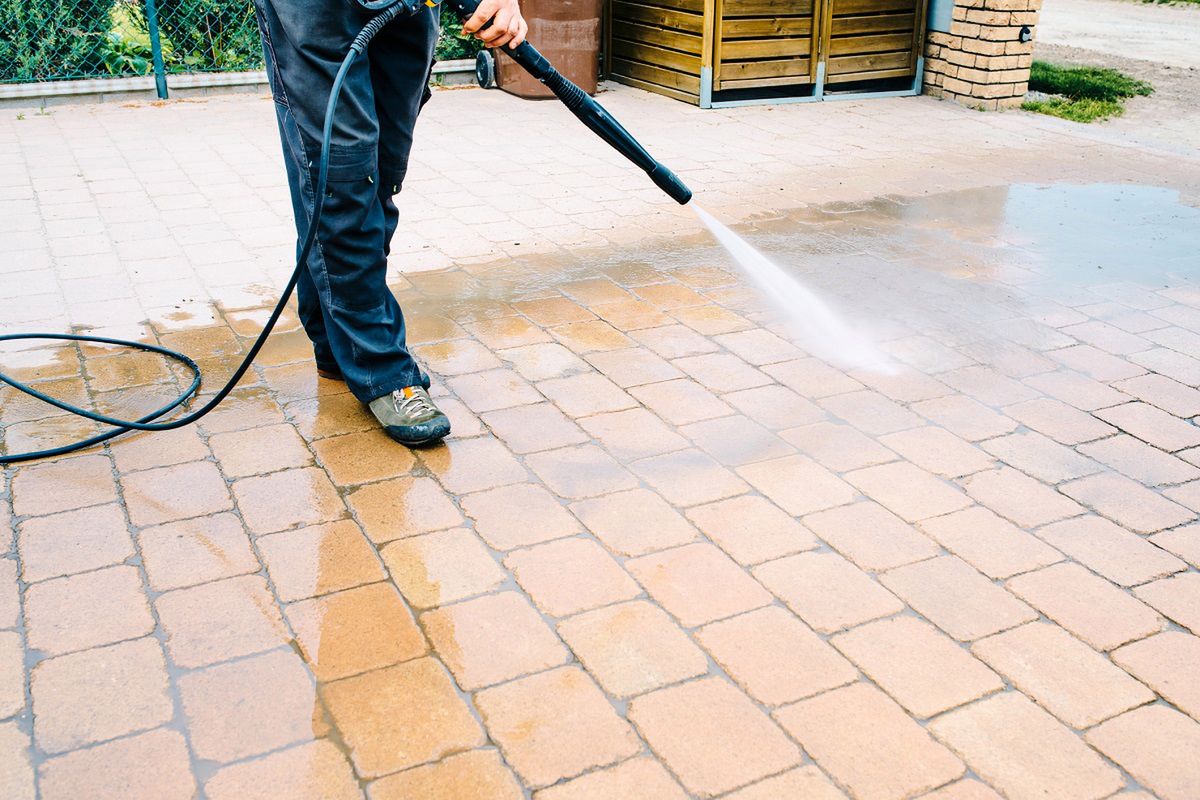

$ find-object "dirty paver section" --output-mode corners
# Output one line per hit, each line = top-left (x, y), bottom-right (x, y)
(2, 86), (1200, 798)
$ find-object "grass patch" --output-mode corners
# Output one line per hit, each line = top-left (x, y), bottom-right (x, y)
(1021, 96), (1126, 122)
(1022, 61), (1152, 122)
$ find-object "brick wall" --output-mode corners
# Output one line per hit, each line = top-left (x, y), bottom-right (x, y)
(923, 0), (1040, 110)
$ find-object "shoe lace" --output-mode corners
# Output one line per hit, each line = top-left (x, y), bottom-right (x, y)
(393, 388), (435, 417)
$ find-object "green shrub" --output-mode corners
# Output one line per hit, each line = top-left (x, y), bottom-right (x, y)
(0, 0), (117, 82)
(153, 0), (262, 72)
(435, 5), (483, 61)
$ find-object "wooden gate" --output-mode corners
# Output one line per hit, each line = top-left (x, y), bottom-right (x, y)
(712, 0), (819, 93)
(607, 0), (927, 106)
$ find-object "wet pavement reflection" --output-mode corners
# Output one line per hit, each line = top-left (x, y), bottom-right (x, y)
(3, 183), (1200, 799)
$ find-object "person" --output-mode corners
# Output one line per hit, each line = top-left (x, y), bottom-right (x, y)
(252, 0), (527, 445)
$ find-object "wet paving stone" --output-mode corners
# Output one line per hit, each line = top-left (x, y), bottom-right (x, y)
(6, 88), (1200, 798)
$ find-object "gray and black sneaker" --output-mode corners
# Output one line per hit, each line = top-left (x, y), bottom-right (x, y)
(368, 386), (451, 447)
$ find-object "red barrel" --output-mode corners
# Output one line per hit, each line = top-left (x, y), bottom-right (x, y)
(495, 0), (601, 99)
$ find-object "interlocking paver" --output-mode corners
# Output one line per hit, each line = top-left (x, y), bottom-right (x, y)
(286, 582), (426, 681)
(348, 475), (463, 543)
(1112, 632), (1200, 721)
(17, 503), (133, 583)
(685, 494), (816, 565)
(780, 420), (897, 472)
(1006, 562), (1163, 650)
(846, 461), (972, 522)
(310, 428), (416, 485)
(629, 378), (732, 425)
(881, 556), (1037, 641)
(911, 395), (1018, 442)
(631, 677), (801, 797)
(879, 426), (993, 478)
(382, 528), (505, 609)
(805, 500), (940, 571)
(422, 591), (568, 690)
(1061, 471), (1195, 533)
(919, 505), (1062, 579)
(25, 565), (155, 656)
(754, 551), (904, 634)
(31, 638), (172, 755)
(533, 756), (688, 800)
(477, 666), (641, 789)
(962, 465), (1084, 527)
(480, 402), (590, 453)
(679, 414), (795, 466)
(973, 622), (1153, 728)
(122, 460), (233, 527)
(1085, 705), (1200, 800)
(570, 488), (697, 556)
(461, 482), (581, 550)
(506, 537), (641, 617)
(371, 749), (524, 800)
(208, 423), (311, 477)
(1095, 402), (1200, 452)
(139, 512), (259, 591)
(1152, 523), (1200, 568)
(722, 766), (848, 799)
(633, 448), (749, 507)
(1079, 434), (1200, 486)
(558, 599), (707, 698)
(11, 455), (115, 517)
(233, 466), (343, 534)
(737, 454), (854, 516)
(725, 384), (825, 430)
(258, 519), (384, 602)
(38, 728), (195, 800)
(576, 407), (689, 460)
(628, 543), (772, 628)
(1113, 372), (1200, 418)
(698, 606), (857, 705)
(832, 616), (1003, 718)
(206, 740), (361, 800)
(776, 682), (964, 800)
(322, 657), (484, 778)
(929, 692), (1124, 800)
(527, 444), (638, 499)
(1133, 572), (1200, 636)
(1002, 397), (1116, 445)
(420, 436), (529, 494)
(1036, 514), (1186, 586)
(156, 575), (288, 668)
(0, 632), (22, 720)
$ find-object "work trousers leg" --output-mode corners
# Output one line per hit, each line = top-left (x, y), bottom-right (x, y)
(253, 0), (437, 401)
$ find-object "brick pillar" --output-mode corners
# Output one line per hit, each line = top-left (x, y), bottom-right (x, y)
(922, 0), (1040, 110)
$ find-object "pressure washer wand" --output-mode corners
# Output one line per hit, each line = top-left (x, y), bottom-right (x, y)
(441, 0), (693, 205)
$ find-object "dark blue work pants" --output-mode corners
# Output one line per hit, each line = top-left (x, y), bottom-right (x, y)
(253, 0), (437, 402)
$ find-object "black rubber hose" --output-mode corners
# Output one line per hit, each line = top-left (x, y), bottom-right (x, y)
(441, 0), (693, 205)
(0, 4), (405, 465)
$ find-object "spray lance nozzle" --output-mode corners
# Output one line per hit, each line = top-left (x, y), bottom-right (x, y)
(356, 0), (693, 205)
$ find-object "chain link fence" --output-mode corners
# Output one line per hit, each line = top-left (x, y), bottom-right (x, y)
(1, 1), (474, 87)
(1, 0), (261, 84)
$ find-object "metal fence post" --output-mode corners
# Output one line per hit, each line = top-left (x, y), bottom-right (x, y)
(144, 0), (169, 99)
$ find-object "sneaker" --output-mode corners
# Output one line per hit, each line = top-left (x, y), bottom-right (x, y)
(368, 386), (451, 446)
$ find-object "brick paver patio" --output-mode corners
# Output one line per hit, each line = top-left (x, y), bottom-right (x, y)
(2, 84), (1199, 799)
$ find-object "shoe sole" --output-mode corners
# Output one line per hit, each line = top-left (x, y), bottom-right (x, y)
(384, 418), (451, 448)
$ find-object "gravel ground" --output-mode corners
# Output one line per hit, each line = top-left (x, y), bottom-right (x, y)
(1033, 0), (1200, 150)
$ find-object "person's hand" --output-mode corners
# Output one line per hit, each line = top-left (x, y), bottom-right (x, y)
(461, 0), (528, 50)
